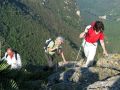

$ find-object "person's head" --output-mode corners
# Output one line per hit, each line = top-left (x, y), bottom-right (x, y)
(93, 21), (104, 32)
(55, 36), (64, 45)
(7, 48), (14, 56)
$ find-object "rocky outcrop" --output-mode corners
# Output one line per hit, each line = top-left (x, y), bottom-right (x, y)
(96, 54), (120, 71)
(87, 75), (120, 90)
(47, 54), (120, 90)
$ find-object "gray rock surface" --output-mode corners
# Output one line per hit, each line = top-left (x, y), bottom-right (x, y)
(47, 54), (120, 90)
(87, 75), (120, 90)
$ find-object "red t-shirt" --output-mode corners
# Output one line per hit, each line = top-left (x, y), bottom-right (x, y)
(85, 27), (104, 43)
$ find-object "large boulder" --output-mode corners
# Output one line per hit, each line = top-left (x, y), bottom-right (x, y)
(87, 75), (120, 90)
(47, 54), (120, 90)
(96, 54), (120, 71)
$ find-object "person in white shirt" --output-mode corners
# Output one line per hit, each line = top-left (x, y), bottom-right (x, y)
(2, 48), (22, 69)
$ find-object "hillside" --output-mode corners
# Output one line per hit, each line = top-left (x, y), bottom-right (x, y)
(0, 0), (82, 65)
(77, 0), (120, 22)
(1, 0), (120, 90)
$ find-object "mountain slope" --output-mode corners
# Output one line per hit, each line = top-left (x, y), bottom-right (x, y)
(0, 0), (81, 65)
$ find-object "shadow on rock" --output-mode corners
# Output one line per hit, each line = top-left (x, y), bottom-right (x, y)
(109, 75), (120, 90)
(87, 75), (120, 90)
(47, 67), (99, 90)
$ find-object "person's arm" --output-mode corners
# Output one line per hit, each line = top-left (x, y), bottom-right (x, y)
(1, 52), (7, 61)
(48, 46), (59, 52)
(47, 41), (58, 52)
(79, 32), (86, 38)
(16, 54), (22, 69)
(100, 40), (108, 56)
(61, 51), (67, 63)
(79, 25), (91, 38)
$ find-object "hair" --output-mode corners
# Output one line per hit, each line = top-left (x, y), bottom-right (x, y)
(93, 21), (104, 32)
(56, 36), (64, 42)
(7, 48), (15, 52)
(7, 47), (14, 52)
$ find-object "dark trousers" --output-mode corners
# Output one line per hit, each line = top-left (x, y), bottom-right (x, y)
(45, 53), (58, 71)
(45, 53), (55, 67)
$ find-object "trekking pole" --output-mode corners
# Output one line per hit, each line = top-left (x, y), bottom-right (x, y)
(73, 45), (82, 68)
(76, 47), (81, 61)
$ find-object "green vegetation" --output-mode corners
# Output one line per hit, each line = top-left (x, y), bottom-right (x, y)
(0, 60), (53, 90)
(0, 0), (82, 89)
(0, 0), (120, 89)
(0, 0), (81, 66)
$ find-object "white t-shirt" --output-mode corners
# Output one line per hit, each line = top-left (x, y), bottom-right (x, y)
(2, 52), (22, 69)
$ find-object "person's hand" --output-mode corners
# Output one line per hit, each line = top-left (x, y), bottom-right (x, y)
(52, 46), (58, 51)
(103, 50), (108, 56)
(63, 60), (68, 64)
(79, 32), (86, 38)
(13, 63), (17, 65)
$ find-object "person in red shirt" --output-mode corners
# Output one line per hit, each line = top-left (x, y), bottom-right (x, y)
(80, 21), (108, 67)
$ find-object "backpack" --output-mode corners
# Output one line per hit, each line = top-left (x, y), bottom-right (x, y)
(6, 51), (18, 60)
(90, 21), (96, 27)
(44, 38), (54, 53)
